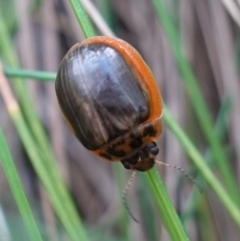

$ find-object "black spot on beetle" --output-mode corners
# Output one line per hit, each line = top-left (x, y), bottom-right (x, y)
(143, 125), (157, 137)
(106, 147), (126, 157)
(121, 153), (138, 165)
(130, 133), (135, 139)
(130, 137), (143, 149)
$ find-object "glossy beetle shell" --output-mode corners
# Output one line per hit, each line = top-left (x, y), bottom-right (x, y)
(55, 36), (163, 171)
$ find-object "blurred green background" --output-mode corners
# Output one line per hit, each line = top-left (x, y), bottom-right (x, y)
(0, 0), (240, 240)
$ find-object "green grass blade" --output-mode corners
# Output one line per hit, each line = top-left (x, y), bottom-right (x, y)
(163, 107), (240, 226)
(10, 105), (89, 241)
(150, 0), (240, 206)
(138, 176), (158, 241)
(0, 128), (43, 241)
(4, 67), (56, 81)
(144, 169), (189, 241)
(181, 96), (232, 223)
(112, 164), (131, 240)
(0, 11), (89, 240)
(68, 0), (95, 38)
(198, 197), (217, 241)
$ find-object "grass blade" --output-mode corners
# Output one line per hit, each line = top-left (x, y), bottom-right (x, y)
(0, 128), (43, 241)
(4, 67), (56, 81)
(144, 169), (190, 241)
(150, 0), (240, 206)
(0, 11), (89, 241)
(68, 0), (95, 38)
(163, 107), (240, 226)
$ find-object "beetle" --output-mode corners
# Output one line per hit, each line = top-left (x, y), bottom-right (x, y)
(55, 36), (163, 172)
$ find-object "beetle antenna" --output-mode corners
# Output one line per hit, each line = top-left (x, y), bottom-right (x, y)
(155, 160), (204, 192)
(122, 170), (139, 223)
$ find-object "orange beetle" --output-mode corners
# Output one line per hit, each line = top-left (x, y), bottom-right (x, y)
(55, 36), (163, 171)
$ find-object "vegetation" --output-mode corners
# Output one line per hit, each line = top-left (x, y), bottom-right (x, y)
(0, 0), (240, 240)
